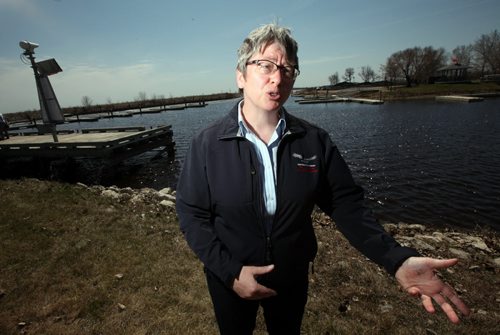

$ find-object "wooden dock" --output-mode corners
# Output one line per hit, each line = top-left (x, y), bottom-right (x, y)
(349, 98), (384, 105)
(7, 101), (209, 130)
(0, 125), (174, 163)
(297, 98), (346, 104)
(297, 97), (384, 105)
(435, 95), (484, 103)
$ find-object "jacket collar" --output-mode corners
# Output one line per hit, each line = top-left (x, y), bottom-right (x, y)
(217, 100), (306, 140)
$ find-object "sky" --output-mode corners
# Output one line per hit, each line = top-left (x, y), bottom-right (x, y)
(0, 0), (498, 114)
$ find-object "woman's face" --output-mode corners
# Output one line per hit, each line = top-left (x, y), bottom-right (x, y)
(236, 42), (296, 114)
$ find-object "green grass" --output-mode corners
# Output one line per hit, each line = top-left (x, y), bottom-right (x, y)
(0, 179), (499, 334)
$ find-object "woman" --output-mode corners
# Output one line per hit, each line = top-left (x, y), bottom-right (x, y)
(176, 23), (470, 335)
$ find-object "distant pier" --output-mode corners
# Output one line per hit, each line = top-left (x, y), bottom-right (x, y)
(297, 97), (384, 105)
(7, 101), (210, 131)
(435, 95), (484, 103)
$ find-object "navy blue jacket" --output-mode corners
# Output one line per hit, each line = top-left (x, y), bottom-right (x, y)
(176, 103), (419, 288)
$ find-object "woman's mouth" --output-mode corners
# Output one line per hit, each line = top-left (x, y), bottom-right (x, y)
(268, 92), (281, 100)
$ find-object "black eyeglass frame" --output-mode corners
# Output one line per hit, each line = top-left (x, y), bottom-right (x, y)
(246, 59), (300, 80)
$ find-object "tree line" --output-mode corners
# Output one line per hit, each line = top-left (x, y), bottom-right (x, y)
(328, 29), (500, 87)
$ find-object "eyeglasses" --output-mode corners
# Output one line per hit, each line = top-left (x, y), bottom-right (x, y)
(246, 59), (300, 80)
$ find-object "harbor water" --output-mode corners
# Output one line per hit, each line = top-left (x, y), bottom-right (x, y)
(53, 97), (500, 230)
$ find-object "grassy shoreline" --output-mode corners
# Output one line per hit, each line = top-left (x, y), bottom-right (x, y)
(297, 82), (500, 101)
(3, 92), (241, 124)
(1, 179), (499, 334)
(4, 82), (500, 124)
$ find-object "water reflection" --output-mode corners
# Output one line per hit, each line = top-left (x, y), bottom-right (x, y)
(37, 98), (500, 230)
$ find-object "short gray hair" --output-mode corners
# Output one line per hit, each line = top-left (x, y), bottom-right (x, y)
(236, 23), (299, 73)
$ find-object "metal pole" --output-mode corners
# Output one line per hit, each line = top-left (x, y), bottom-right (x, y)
(24, 50), (59, 142)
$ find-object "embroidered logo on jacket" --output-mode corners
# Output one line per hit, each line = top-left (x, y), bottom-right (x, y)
(292, 153), (318, 173)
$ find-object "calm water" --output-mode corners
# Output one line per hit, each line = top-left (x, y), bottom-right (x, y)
(57, 98), (500, 230)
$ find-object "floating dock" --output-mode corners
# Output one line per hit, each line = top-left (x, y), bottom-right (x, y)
(297, 97), (384, 105)
(7, 101), (209, 130)
(435, 95), (484, 103)
(297, 98), (345, 104)
(0, 125), (174, 164)
(349, 98), (384, 105)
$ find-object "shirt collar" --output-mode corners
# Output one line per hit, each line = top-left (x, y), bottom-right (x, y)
(237, 100), (287, 137)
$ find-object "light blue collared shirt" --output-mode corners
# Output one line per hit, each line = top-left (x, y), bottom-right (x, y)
(237, 101), (286, 220)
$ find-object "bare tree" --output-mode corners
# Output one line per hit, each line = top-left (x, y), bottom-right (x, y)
(380, 62), (399, 84)
(385, 46), (446, 87)
(328, 72), (339, 85)
(136, 91), (147, 102)
(343, 67), (355, 82)
(386, 48), (417, 87)
(473, 30), (500, 75)
(81, 95), (93, 108)
(452, 44), (474, 67)
(359, 65), (376, 83)
(416, 46), (447, 84)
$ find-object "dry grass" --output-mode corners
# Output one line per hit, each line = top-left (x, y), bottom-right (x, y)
(304, 213), (499, 335)
(0, 179), (215, 334)
(0, 179), (499, 334)
(355, 82), (500, 101)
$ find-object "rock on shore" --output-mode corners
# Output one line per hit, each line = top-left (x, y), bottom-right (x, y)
(84, 183), (499, 271)
(383, 223), (499, 270)
(77, 183), (177, 210)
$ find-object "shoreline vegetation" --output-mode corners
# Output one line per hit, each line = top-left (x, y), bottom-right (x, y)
(3, 92), (241, 124)
(295, 81), (500, 102)
(0, 179), (499, 334)
(3, 82), (500, 124)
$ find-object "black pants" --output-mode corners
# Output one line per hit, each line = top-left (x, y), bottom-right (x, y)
(205, 269), (309, 335)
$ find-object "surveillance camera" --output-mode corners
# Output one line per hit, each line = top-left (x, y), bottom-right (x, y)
(19, 40), (39, 53)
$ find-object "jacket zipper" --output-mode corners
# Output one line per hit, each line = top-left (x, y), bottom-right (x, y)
(248, 130), (294, 265)
(247, 145), (271, 264)
(265, 130), (291, 264)
(265, 235), (272, 263)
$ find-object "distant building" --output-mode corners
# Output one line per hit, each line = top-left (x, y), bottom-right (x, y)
(432, 63), (470, 83)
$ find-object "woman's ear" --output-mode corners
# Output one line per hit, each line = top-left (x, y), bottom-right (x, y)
(236, 69), (245, 89)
